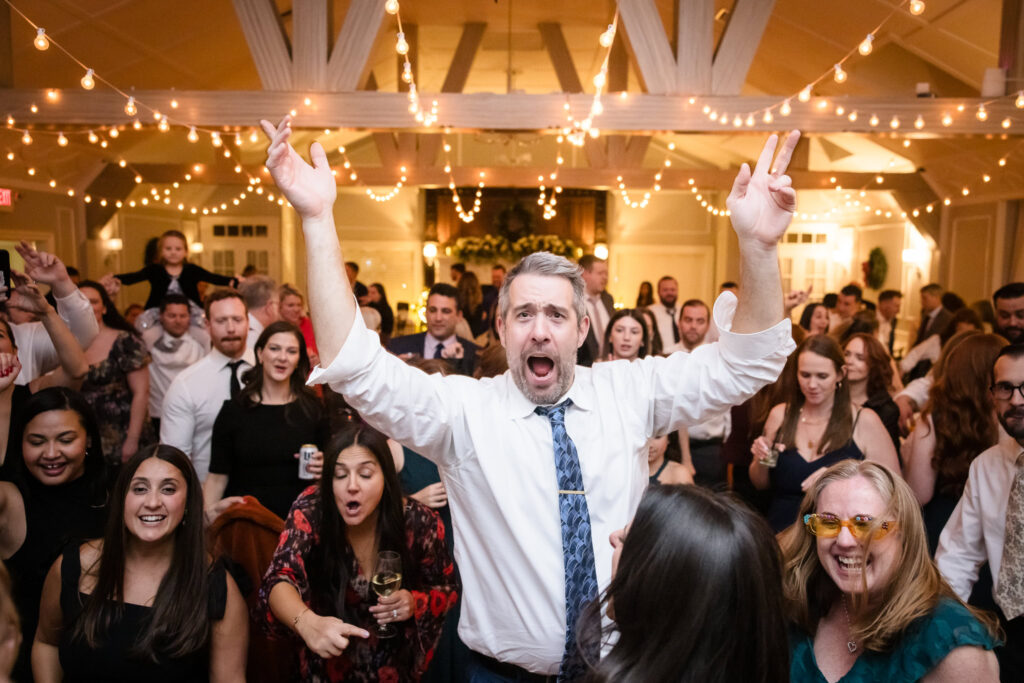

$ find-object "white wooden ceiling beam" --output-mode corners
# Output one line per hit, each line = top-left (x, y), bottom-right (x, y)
(711, 0), (777, 95)
(676, 0), (714, 94)
(292, 0), (329, 91)
(617, 0), (678, 94)
(3, 90), (1018, 134)
(231, 0), (293, 91)
(326, 0), (387, 92)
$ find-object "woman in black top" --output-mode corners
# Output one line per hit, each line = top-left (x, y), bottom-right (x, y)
(366, 283), (395, 340)
(204, 321), (329, 519)
(842, 333), (902, 453)
(0, 388), (110, 681)
(33, 445), (248, 682)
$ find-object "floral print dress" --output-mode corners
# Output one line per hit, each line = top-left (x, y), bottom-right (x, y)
(257, 487), (460, 682)
(80, 330), (156, 464)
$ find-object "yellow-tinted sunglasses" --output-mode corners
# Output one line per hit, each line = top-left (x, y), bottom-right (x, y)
(803, 513), (897, 541)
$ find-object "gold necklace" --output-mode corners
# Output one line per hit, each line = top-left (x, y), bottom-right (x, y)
(800, 409), (828, 451)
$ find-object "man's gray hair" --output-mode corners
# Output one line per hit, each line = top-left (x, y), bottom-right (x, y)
(498, 251), (587, 327)
(239, 274), (277, 309)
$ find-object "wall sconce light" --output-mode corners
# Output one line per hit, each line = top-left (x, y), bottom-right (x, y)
(422, 241), (438, 264)
(105, 238), (123, 251)
(190, 242), (204, 254)
(594, 242), (609, 260)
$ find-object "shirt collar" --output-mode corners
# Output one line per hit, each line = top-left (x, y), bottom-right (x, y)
(506, 365), (595, 419)
(208, 346), (254, 369)
(425, 332), (456, 349)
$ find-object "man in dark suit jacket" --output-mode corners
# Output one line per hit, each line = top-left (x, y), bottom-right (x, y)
(576, 254), (614, 367)
(388, 283), (478, 375)
(913, 282), (954, 346)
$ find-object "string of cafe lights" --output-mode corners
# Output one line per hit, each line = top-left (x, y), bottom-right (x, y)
(384, 0), (438, 127)
(442, 137), (485, 222)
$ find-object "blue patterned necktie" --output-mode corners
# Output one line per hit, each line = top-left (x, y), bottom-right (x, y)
(535, 399), (599, 681)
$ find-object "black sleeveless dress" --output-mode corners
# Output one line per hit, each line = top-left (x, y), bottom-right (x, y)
(767, 411), (866, 532)
(57, 546), (228, 682)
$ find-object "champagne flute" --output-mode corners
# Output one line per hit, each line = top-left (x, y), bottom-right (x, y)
(371, 550), (402, 638)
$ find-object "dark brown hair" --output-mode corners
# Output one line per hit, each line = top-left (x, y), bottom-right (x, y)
(203, 288), (246, 319)
(844, 333), (894, 397)
(73, 445), (209, 661)
(238, 321), (321, 424)
(776, 335), (853, 456)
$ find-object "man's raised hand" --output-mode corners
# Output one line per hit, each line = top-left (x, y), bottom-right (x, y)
(726, 130), (801, 250)
(260, 115), (336, 222)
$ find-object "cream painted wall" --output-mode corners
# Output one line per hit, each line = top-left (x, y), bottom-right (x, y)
(605, 190), (724, 306)
(0, 188), (82, 267)
(940, 201), (1001, 304)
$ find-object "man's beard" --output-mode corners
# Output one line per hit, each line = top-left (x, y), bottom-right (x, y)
(996, 324), (1024, 344)
(508, 349), (576, 405)
(999, 407), (1024, 440)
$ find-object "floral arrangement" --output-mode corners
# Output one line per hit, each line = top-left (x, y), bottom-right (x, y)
(449, 233), (579, 262)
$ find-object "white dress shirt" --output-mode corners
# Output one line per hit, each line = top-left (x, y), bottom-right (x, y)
(649, 303), (678, 352)
(160, 347), (253, 481)
(936, 431), (1024, 601)
(309, 292), (794, 674)
(423, 332), (458, 359)
(246, 312), (264, 352)
(12, 289), (99, 385)
(899, 334), (940, 375)
(143, 327), (207, 420)
(585, 294), (610, 356)
(896, 373), (934, 410)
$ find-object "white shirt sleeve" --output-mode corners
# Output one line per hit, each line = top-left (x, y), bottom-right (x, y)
(54, 288), (99, 349)
(899, 334), (939, 375)
(935, 459), (987, 601)
(896, 374), (933, 409)
(160, 374), (196, 457)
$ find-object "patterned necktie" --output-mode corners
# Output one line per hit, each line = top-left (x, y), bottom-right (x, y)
(227, 360), (244, 399)
(433, 342), (445, 359)
(995, 451), (1024, 619)
(535, 400), (599, 681)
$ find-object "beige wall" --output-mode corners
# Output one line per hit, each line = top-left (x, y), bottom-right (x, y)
(0, 188), (83, 268)
(940, 201), (1004, 304)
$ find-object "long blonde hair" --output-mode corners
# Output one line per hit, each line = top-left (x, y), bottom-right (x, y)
(779, 460), (1000, 651)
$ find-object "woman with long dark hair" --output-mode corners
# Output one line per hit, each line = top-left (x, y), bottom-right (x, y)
(799, 303), (830, 335)
(366, 283), (395, 340)
(32, 445), (248, 681)
(75, 281), (156, 463)
(903, 333), (1007, 552)
(635, 281), (654, 308)
(750, 335), (900, 532)
(843, 333), (901, 452)
(257, 424), (458, 682)
(205, 321), (329, 520)
(601, 309), (649, 362)
(582, 485), (789, 683)
(0, 387), (110, 680)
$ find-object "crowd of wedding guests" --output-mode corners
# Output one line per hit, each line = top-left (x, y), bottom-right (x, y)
(0, 217), (1022, 683)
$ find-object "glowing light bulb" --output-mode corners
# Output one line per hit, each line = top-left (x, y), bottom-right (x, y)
(869, 114), (879, 126)
(999, 157), (1007, 166)
(976, 105), (988, 121)
(798, 86), (811, 102)
(158, 115), (169, 132)
(599, 24), (615, 48)
(1003, 117), (1012, 129)
(890, 116), (900, 129)
(401, 63), (413, 83)
(914, 115), (924, 129)
(109, 127), (119, 138)
(211, 132), (222, 147)
(780, 100), (792, 116)
(858, 34), (874, 56)
(909, 0), (925, 15)
(124, 97), (136, 116)
(848, 110), (858, 121)
(21, 131), (31, 145)
(763, 111), (773, 123)
(57, 132), (68, 146)
(395, 32), (409, 55)
(187, 126), (198, 142)
(593, 70), (606, 89)
(1017, 92), (1024, 109)
(170, 99), (179, 109)
(80, 68), (95, 90)
(385, 0), (399, 14)
(33, 28), (49, 50)
(833, 64), (847, 83)
(941, 113), (952, 126)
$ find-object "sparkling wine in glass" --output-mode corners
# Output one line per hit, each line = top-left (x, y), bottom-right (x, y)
(371, 550), (402, 638)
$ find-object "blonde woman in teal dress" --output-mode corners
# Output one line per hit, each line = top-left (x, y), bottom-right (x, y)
(781, 460), (1001, 682)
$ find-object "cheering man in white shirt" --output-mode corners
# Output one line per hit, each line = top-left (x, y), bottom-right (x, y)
(262, 114), (800, 681)
(937, 343), (1024, 680)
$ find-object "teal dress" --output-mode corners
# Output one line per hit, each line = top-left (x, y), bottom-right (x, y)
(790, 598), (999, 682)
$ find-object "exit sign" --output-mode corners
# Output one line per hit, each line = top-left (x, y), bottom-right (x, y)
(0, 188), (10, 207)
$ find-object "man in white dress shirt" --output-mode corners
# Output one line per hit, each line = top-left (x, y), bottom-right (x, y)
(262, 114), (800, 680)
(160, 289), (253, 483)
(143, 294), (207, 434)
(937, 344), (1024, 680)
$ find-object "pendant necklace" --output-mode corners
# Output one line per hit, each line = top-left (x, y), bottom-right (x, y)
(842, 596), (858, 654)
(800, 409), (827, 452)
